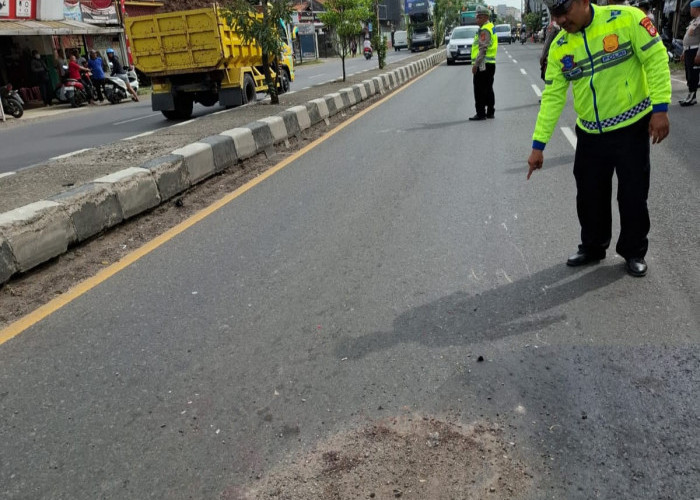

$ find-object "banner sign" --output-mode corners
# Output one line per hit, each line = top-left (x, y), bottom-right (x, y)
(405, 0), (429, 14)
(81, 0), (118, 25)
(63, 0), (82, 21)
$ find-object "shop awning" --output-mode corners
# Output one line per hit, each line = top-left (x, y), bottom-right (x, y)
(0, 19), (123, 36)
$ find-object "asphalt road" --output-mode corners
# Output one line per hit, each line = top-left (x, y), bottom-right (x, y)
(0, 44), (698, 499)
(0, 50), (413, 174)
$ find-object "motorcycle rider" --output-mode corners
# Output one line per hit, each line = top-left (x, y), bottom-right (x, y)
(67, 54), (95, 105)
(106, 48), (139, 102)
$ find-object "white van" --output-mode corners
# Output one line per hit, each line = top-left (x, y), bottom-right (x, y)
(394, 30), (408, 51)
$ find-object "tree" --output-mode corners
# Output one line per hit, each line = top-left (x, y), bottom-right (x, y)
(319, 0), (372, 81)
(222, 0), (292, 105)
(432, 0), (461, 47)
(524, 12), (541, 35)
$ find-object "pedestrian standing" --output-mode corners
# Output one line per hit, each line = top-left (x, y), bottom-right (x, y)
(679, 0), (700, 106)
(350, 39), (357, 57)
(469, 5), (498, 121)
(87, 50), (105, 102)
(30, 50), (52, 106)
(527, 0), (671, 277)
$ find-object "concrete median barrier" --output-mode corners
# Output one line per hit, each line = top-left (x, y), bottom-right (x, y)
(0, 51), (446, 286)
(50, 183), (124, 242)
(0, 201), (73, 273)
(141, 154), (190, 202)
(94, 168), (161, 220)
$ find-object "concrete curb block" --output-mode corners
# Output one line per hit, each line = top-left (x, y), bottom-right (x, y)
(0, 51), (445, 286)
(0, 236), (16, 285)
(141, 154), (190, 202)
(171, 143), (216, 184)
(220, 128), (257, 160)
(258, 116), (288, 142)
(49, 183), (123, 243)
(94, 167), (161, 220)
(0, 201), (73, 273)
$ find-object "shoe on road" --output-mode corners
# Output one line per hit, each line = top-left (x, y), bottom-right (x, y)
(469, 114), (486, 121)
(625, 258), (647, 277)
(566, 250), (605, 267)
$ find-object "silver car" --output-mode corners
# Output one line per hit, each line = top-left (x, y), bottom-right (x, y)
(445, 26), (479, 65)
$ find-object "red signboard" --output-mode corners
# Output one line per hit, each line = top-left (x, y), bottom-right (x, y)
(0, 0), (36, 19)
(81, 0), (119, 24)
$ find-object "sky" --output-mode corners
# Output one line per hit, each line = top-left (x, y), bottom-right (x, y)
(494, 0), (525, 11)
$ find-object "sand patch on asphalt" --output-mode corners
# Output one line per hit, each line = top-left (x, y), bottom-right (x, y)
(236, 415), (531, 499)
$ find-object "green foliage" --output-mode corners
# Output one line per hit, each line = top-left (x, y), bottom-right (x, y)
(524, 12), (541, 34)
(319, 0), (372, 80)
(222, 0), (293, 104)
(433, 0), (462, 45)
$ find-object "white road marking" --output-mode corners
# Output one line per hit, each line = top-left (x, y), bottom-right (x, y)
(561, 126), (577, 149)
(113, 113), (159, 125)
(170, 118), (197, 127)
(302, 86), (310, 90)
(531, 84), (542, 97)
(121, 130), (155, 141)
(520, 68), (527, 75)
(671, 77), (686, 84)
(0, 172), (16, 179)
(512, 59), (518, 63)
(212, 108), (232, 115)
(309, 73), (327, 79)
(50, 148), (92, 161)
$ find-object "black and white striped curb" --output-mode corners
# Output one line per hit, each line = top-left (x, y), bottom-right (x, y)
(0, 53), (444, 286)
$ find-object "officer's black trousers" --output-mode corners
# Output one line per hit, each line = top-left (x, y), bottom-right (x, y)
(473, 63), (495, 117)
(684, 48), (699, 93)
(573, 114), (651, 260)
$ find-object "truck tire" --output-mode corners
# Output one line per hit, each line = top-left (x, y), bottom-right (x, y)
(242, 74), (256, 104)
(279, 68), (290, 94)
(162, 94), (193, 120)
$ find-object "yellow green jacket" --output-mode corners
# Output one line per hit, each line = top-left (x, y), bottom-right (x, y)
(532, 5), (670, 150)
(472, 22), (498, 66)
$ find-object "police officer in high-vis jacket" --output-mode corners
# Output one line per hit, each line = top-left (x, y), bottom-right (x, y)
(527, 0), (671, 277)
(469, 5), (498, 121)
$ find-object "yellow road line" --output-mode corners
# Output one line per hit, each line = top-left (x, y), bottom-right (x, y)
(0, 65), (439, 346)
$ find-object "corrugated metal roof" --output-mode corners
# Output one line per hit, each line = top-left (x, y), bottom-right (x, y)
(0, 19), (123, 36)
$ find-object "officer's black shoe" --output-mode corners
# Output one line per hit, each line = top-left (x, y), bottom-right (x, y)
(469, 114), (487, 121)
(486, 110), (495, 118)
(566, 250), (605, 267)
(625, 258), (647, 277)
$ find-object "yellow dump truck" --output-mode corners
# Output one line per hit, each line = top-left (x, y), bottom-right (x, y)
(125, 7), (295, 119)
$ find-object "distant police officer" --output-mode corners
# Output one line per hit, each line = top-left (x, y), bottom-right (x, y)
(469, 5), (498, 120)
(679, 0), (700, 106)
(527, 0), (671, 277)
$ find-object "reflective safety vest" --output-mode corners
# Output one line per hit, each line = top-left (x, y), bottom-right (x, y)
(471, 22), (498, 64)
(533, 5), (670, 148)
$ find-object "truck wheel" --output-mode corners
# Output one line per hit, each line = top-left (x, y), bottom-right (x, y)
(279, 69), (290, 94)
(242, 74), (256, 104)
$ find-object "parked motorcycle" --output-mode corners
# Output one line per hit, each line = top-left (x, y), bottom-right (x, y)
(364, 46), (373, 60)
(55, 79), (88, 108)
(0, 83), (24, 118)
(662, 35), (683, 63)
(103, 75), (129, 104)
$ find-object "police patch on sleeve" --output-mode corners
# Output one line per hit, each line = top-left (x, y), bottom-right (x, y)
(560, 55), (576, 71)
(480, 31), (487, 41)
(640, 17), (657, 37)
